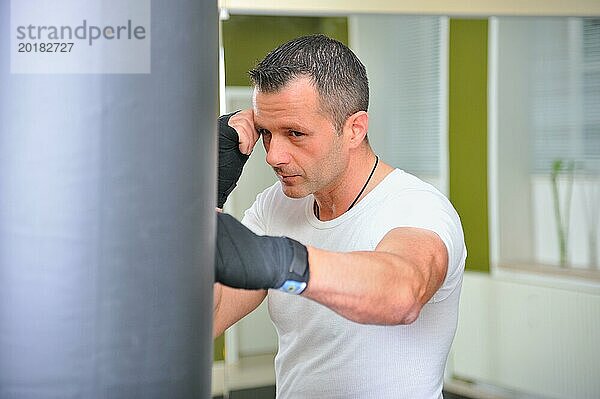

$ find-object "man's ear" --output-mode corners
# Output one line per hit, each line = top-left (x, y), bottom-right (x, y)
(343, 111), (369, 148)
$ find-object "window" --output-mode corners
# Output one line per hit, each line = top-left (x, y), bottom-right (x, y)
(582, 19), (600, 172)
(531, 18), (600, 174)
(490, 17), (600, 272)
(349, 15), (448, 193)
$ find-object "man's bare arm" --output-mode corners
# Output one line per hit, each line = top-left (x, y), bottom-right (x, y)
(302, 227), (448, 325)
(213, 283), (266, 338)
(215, 216), (448, 326)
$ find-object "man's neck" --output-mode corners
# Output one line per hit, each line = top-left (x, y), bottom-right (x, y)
(313, 151), (393, 221)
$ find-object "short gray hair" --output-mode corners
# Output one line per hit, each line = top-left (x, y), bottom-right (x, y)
(249, 34), (369, 132)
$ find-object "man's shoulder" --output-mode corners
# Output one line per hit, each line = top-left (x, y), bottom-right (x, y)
(379, 169), (444, 200)
(373, 169), (461, 233)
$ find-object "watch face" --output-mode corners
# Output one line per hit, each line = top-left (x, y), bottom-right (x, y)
(279, 280), (307, 295)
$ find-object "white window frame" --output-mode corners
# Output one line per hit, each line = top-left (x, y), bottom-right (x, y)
(488, 16), (600, 291)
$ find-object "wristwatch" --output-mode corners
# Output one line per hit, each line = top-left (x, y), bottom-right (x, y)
(277, 239), (309, 295)
(279, 280), (307, 294)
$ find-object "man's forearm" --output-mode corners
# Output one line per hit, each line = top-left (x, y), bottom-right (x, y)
(213, 283), (224, 338)
(213, 214), (447, 327)
(213, 284), (267, 338)
(301, 247), (425, 325)
(301, 227), (449, 325)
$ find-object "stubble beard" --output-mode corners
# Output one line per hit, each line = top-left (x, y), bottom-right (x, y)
(279, 135), (345, 200)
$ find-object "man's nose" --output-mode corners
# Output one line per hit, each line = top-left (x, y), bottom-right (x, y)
(265, 135), (291, 167)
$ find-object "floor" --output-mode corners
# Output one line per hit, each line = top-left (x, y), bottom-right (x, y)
(213, 386), (474, 399)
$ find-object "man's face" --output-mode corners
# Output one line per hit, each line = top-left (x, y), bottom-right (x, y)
(253, 76), (348, 198)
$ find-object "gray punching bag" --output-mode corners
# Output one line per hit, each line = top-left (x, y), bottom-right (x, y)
(0, 1), (217, 398)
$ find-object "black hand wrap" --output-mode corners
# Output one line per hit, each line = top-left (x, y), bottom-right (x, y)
(215, 213), (310, 292)
(217, 111), (249, 209)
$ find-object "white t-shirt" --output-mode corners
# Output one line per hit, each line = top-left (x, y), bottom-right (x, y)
(242, 169), (466, 399)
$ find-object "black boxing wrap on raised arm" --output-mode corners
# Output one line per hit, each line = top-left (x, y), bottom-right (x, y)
(215, 213), (310, 294)
(217, 111), (249, 209)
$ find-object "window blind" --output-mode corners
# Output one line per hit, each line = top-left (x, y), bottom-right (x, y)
(583, 18), (600, 172)
(528, 18), (600, 173)
(350, 16), (445, 182)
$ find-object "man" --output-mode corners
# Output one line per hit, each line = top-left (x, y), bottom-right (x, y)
(214, 34), (466, 398)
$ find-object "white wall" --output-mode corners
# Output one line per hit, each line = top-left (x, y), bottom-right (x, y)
(452, 272), (600, 399)
(489, 17), (536, 265)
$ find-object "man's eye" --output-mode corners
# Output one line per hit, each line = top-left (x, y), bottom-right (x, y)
(258, 128), (271, 137)
(290, 130), (304, 137)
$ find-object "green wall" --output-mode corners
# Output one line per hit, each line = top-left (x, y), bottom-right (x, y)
(222, 15), (348, 86)
(214, 334), (225, 362)
(449, 19), (490, 273)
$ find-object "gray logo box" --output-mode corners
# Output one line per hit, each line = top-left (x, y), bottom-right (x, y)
(11, 0), (151, 74)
